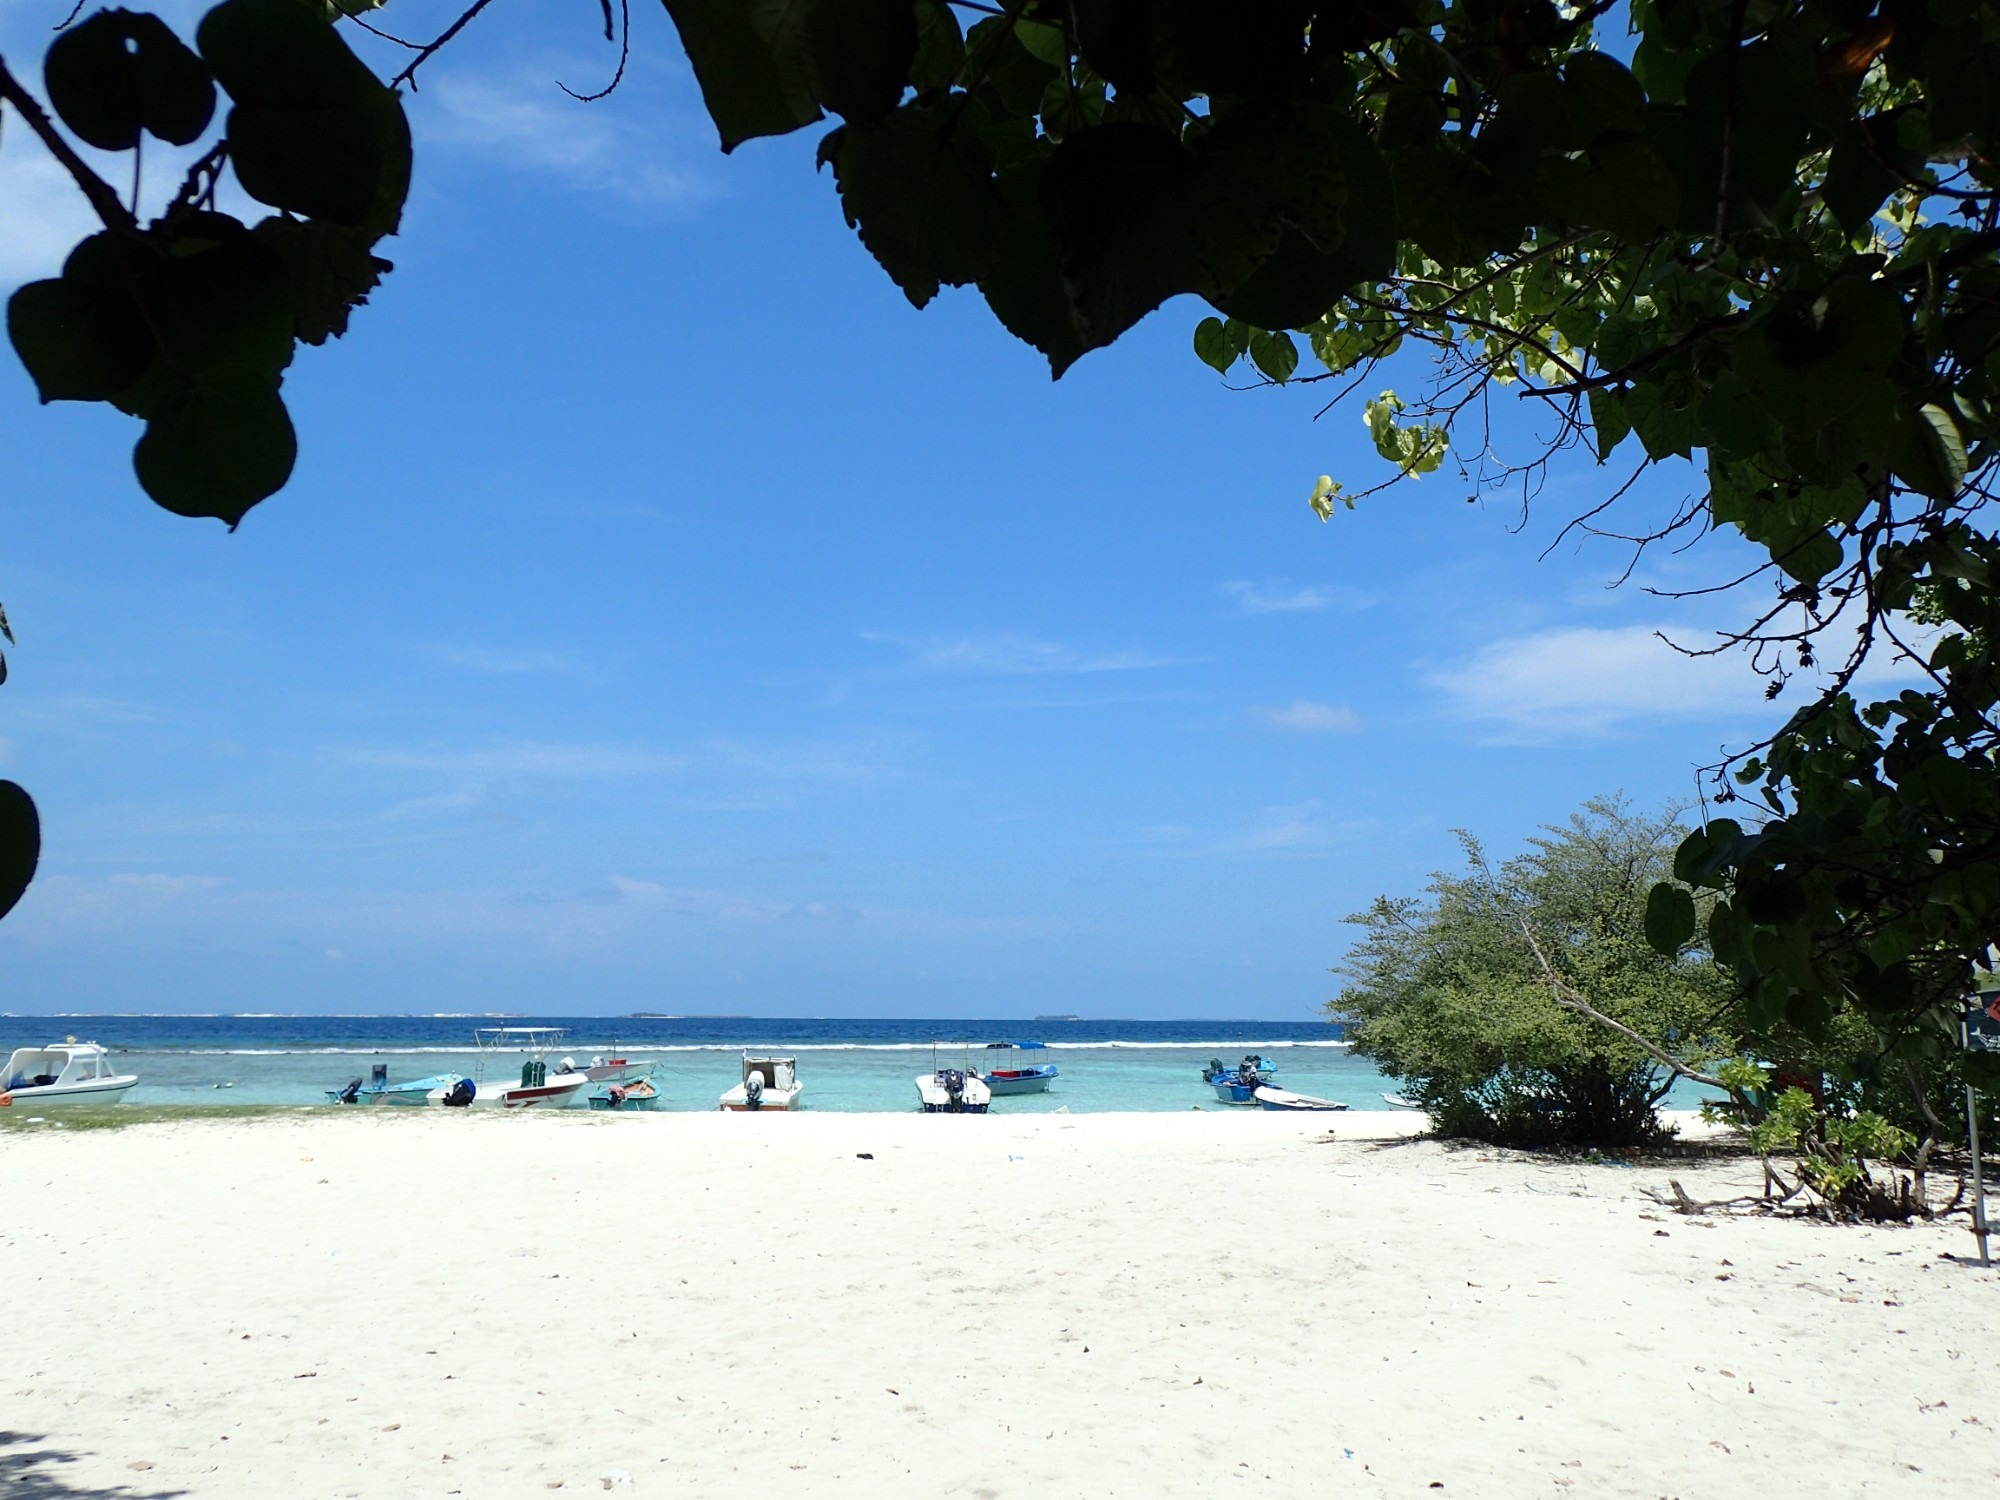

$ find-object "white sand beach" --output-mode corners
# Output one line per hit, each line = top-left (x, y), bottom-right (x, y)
(3, 1110), (1995, 1498)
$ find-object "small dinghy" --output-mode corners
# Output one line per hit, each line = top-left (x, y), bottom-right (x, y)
(1254, 1086), (1348, 1112)
(588, 1078), (661, 1111)
(1381, 1093), (1420, 1110)
(978, 1041), (1059, 1096)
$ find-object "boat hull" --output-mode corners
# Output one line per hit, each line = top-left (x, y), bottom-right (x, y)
(916, 1072), (992, 1112)
(0, 1076), (138, 1107)
(1254, 1086), (1348, 1112)
(475, 1075), (588, 1109)
(980, 1067), (1057, 1096)
(719, 1087), (802, 1111)
(1208, 1079), (1260, 1105)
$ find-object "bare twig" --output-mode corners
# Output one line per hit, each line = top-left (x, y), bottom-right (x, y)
(390, 0), (505, 91)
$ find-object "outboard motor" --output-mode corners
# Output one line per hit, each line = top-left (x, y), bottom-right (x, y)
(744, 1070), (765, 1108)
(1206, 1057), (1225, 1080)
(1237, 1061), (1259, 1087)
(336, 1077), (362, 1104)
(442, 1077), (475, 1108)
(940, 1069), (966, 1109)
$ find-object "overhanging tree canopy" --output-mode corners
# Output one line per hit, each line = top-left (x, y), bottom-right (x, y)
(3, 0), (1998, 1052)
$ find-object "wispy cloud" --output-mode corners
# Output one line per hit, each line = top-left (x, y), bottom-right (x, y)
(1426, 624), (1754, 740)
(0, 147), (96, 291)
(421, 70), (710, 204)
(1221, 801), (1358, 856)
(607, 876), (862, 924)
(1423, 620), (1932, 741)
(866, 631), (1182, 676)
(335, 734), (911, 791)
(1252, 699), (1364, 733)
(106, 873), (230, 894)
(1221, 580), (1374, 616)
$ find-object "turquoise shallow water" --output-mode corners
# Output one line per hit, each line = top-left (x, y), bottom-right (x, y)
(0, 1014), (1391, 1111)
(113, 1040), (1389, 1111)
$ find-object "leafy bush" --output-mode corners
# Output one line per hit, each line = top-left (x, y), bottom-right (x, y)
(1334, 798), (1728, 1150)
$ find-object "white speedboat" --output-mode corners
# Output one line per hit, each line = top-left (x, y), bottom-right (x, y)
(471, 1028), (589, 1108)
(1254, 1086), (1348, 1112)
(720, 1053), (802, 1111)
(916, 1066), (991, 1113)
(1, 1041), (138, 1107)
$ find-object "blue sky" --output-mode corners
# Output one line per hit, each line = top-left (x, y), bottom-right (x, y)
(0, 3), (1896, 1018)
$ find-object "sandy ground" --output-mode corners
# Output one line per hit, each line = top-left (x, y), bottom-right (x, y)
(1, 1109), (1995, 1499)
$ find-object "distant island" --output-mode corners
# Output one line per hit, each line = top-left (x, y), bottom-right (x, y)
(626, 1014), (749, 1020)
(1033, 1014), (1082, 1022)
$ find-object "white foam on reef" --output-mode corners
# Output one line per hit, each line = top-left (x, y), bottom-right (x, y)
(155, 1038), (1349, 1057)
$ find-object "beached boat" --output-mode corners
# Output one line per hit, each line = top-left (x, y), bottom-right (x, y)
(327, 1063), (475, 1106)
(1382, 1093), (1420, 1110)
(587, 1078), (661, 1111)
(916, 1065), (991, 1113)
(1203, 1055), (1277, 1105)
(720, 1054), (802, 1111)
(472, 1028), (589, 1109)
(978, 1041), (1059, 1096)
(1254, 1086), (1348, 1112)
(0, 1041), (138, 1107)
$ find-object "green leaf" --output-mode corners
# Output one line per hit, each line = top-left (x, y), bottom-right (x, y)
(1212, 118), (1396, 330)
(1587, 387), (1630, 460)
(132, 367), (297, 526)
(0, 780), (39, 923)
(7, 276), (152, 403)
(1779, 529), (1844, 586)
(1249, 328), (1297, 382)
(1735, 280), (1906, 432)
(199, 0), (412, 231)
(1892, 402), (1970, 502)
(253, 215), (393, 346)
(908, 0), (963, 93)
(662, 0), (824, 151)
(1644, 881), (1697, 956)
(1193, 315), (1232, 373)
(806, 0), (917, 122)
(823, 100), (1003, 309)
(977, 154), (1085, 376)
(44, 9), (216, 151)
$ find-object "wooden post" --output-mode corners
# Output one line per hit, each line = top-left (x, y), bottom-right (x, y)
(1970, 1082), (1992, 1269)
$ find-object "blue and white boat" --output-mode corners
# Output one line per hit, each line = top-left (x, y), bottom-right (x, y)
(327, 1063), (475, 1107)
(978, 1041), (1059, 1096)
(1202, 1055), (1277, 1105)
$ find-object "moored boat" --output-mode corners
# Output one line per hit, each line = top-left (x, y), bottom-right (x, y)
(1254, 1086), (1348, 1112)
(916, 1066), (991, 1113)
(588, 1077), (661, 1111)
(1381, 1093), (1420, 1110)
(720, 1053), (802, 1111)
(0, 1041), (137, 1107)
(978, 1041), (1058, 1096)
(472, 1027), (589, 1108)
(1202, 1055), (1276, 1105)
(327, 1063), (475, 1106)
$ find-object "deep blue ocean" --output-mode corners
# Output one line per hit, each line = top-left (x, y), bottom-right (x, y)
(0, 1013), (1394, 1112)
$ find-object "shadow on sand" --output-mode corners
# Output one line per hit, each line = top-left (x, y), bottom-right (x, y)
(0, 1432), (185, 1500)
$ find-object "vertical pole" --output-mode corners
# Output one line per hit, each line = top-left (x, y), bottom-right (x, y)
(1969, 1082), (1992, 1269)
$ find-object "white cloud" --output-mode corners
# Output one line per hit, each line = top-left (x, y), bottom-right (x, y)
(420, 70), (710, 205)
(867, 631), (1180, 676)
(1221, 581), (1372, 615)
(1425, 619), (1935, 741)
(1253, 699), (1364, 733)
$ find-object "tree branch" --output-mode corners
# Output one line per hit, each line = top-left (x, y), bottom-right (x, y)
(0, 51), (137, 234)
